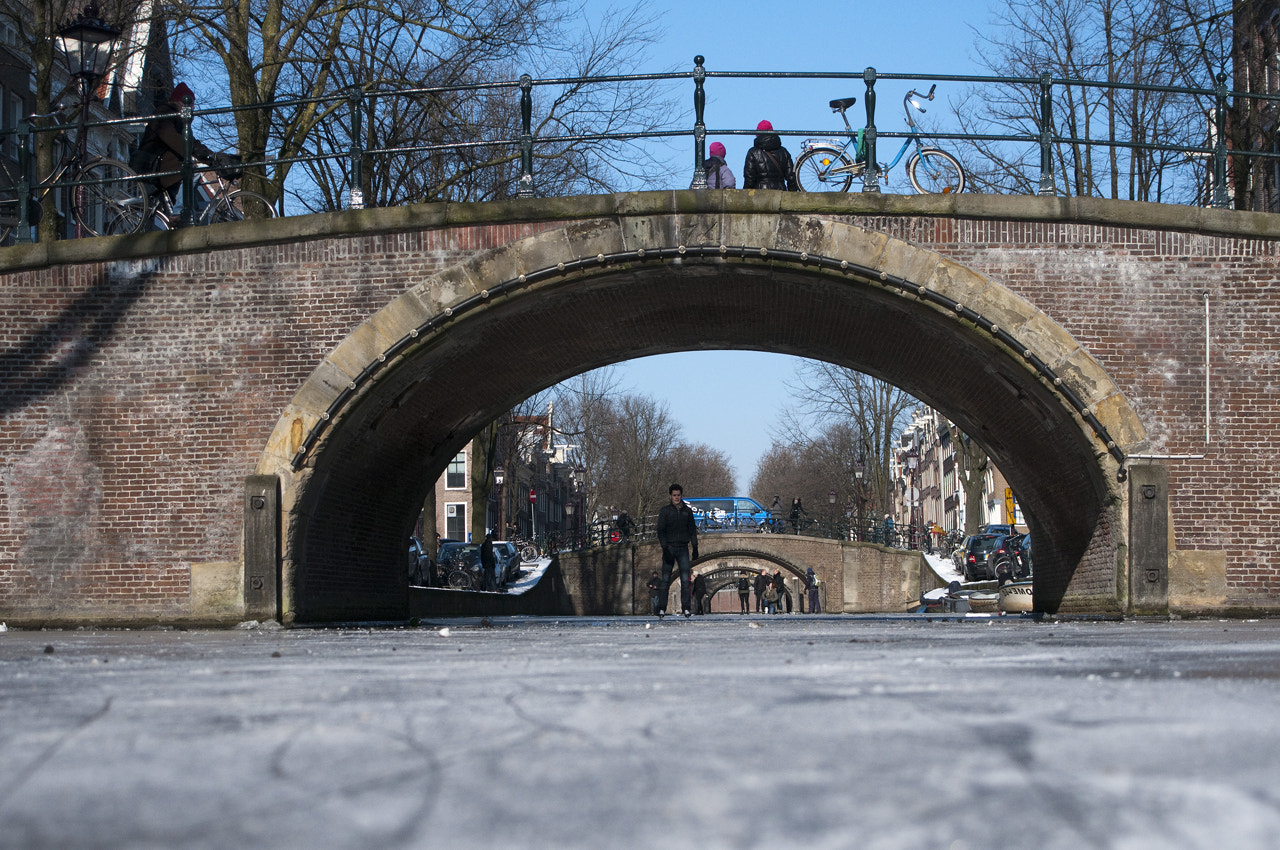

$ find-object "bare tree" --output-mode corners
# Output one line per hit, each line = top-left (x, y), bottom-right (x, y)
(950, 424), (991, 536)
(782, 360), (916, 514)
(660, 442), (736, 499)
(955, 0), (1230, 203)
(161, 0), (675, 210)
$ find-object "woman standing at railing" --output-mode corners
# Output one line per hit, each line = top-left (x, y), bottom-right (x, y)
(742, 120), (796, 191)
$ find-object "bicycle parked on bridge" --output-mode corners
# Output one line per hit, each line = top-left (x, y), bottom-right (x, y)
(0, 105), (149, 244)
(105, 154), (275, 234)
(793, 86), (966, 195)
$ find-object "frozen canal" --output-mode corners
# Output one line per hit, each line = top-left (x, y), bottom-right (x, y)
(2, 615), (1280, 849)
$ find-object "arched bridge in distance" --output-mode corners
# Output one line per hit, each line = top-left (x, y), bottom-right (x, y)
(2, 190), (1278, 627)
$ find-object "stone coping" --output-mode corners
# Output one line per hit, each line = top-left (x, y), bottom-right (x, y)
(2, 191), (1277, 273)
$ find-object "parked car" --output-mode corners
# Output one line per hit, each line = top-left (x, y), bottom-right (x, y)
(491, 541), (523, 585)
(961, 533), (1004, 581)
(684, 497), (774, 532)
(951, 535), (973, 574)
(988, 533), (1032, 584)
(408, 536), (431, 586)
(979, 523), (1014, 537)
(436, 540), (520, 590)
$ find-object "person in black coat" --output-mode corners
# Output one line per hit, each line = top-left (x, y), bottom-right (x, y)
(646, 570), (664, 616)
(737, 575), (751, 614)
(480, 534), (497, 591)
(753, 570), (770, 613)
(692, 572), (708, 614)
(742, 120), (797, 191)
(656, 483), (699, 617)
(771, 570), (787, 614)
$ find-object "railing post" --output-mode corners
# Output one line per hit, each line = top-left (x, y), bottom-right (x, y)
(16, 117), (33, 243)
(518, 74), (535, 198)
(690, 55), (707, 189)
(861, 67), (880, 194)
(348, 88), (364, 210)
(1037, 72), (1056, 196)
(1212, 72), (1231, 209)
(179, 93), (195, 227)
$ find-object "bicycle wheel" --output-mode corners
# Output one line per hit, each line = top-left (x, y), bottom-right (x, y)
(103, 192), (152, 236)
(73, 159), (149, 236)
(794, 147), (856, 193)
(519, 543), (540, 562)
(906, 148), (965, 195)
(203, 190), (275, 225)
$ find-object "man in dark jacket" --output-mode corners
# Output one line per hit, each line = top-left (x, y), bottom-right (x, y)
(742, 120), (797, 191)
(646, 570), (664, 615)
(480, 533), (497, 591)
(753, 570), (770, 613)
(655, 483), (699, 618)
(691, 572), (708, 614)
(133, 83), (220, 203)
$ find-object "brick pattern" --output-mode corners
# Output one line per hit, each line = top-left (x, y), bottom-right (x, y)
(2, 210), (1278, 622)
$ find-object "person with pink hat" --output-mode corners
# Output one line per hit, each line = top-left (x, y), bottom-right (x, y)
(742, 119), (797, 191)
(701, 141), (736, 188)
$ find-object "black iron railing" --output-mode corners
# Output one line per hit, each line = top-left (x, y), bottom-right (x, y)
(4, 57), (1276, 242)
(555, 512), (936, 555)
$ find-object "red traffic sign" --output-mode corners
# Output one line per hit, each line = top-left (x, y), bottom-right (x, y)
(529, 488), (537, 503)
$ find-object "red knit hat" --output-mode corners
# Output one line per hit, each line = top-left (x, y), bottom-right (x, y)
(169, 83), (195, 104)
(709, 141), (726, 158)
(756, 119), (773, 131)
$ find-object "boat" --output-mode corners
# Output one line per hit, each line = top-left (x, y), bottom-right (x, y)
(998, 580), (1034, 613)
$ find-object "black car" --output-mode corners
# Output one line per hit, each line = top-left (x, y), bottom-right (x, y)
(962, 533), (1004, 581)
(408, 537), (432, 586)
(988, 533), (1032, 583)
(436, 540), (521, 591)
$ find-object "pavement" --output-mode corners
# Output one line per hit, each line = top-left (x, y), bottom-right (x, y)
(3, 615), (1280, 849)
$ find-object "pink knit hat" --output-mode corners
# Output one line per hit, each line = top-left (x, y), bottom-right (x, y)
(756, 119), (773, 131)
(709, 141), (726, 158)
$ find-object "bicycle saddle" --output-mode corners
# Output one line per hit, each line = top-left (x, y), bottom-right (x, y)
(829, 97), (857, 112)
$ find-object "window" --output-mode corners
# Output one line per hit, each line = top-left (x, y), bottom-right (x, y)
(445, 503), (467, 540)
(446, 451), (466, 489)
(6, 93), (21, 161)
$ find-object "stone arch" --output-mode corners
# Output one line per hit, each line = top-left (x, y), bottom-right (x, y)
(257, 213), (1147, 623)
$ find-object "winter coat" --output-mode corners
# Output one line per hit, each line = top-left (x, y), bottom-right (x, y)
(753, 572), (770, 597)
(133, 102), (217, 190)
(742, 134), (796, 191)
(657, 502), (698, 549)
(703, 155), (736, 188)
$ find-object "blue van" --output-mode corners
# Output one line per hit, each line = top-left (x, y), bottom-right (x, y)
(683, 497), (775, 532)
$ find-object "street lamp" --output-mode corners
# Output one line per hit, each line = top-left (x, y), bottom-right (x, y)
(905, 448), (920, 549)
(827, 489), (836, 538)
(564, 501), (575, 548)
(853, 459), (866, 541)
(55, 4), (120, 236)
(56, 4), (120, 138)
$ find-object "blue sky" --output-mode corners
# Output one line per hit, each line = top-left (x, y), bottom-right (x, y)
(593, 0), (995, 489)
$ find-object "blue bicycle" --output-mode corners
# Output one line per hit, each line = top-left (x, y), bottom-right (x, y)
(794, 85), (965, 195)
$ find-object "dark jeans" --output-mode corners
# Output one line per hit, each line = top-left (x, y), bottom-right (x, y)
(739, 592), (750, 613)
(661, 543), (692, 613)
(650, 594), (662, 615)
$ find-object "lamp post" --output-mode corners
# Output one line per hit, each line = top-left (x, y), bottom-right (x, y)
(564, 501), (575, 549)
(55, 4), (120, 237)
(494, 468), (505, 539)
(827, 489), (836, 539)
(853, 459), (866, 541)
(905, 448), (920, 549)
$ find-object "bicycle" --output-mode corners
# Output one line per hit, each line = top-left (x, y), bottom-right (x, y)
(107, 154), (275, 234)
(793, 86), (966, 195)
(0, 106), (149, 244)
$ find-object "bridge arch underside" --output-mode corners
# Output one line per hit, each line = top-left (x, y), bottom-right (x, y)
(275, 222), (1133, 622)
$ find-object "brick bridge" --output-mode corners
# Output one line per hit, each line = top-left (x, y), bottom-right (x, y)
(554, 534), (938, 617)
(2, 191), (1278, 626)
